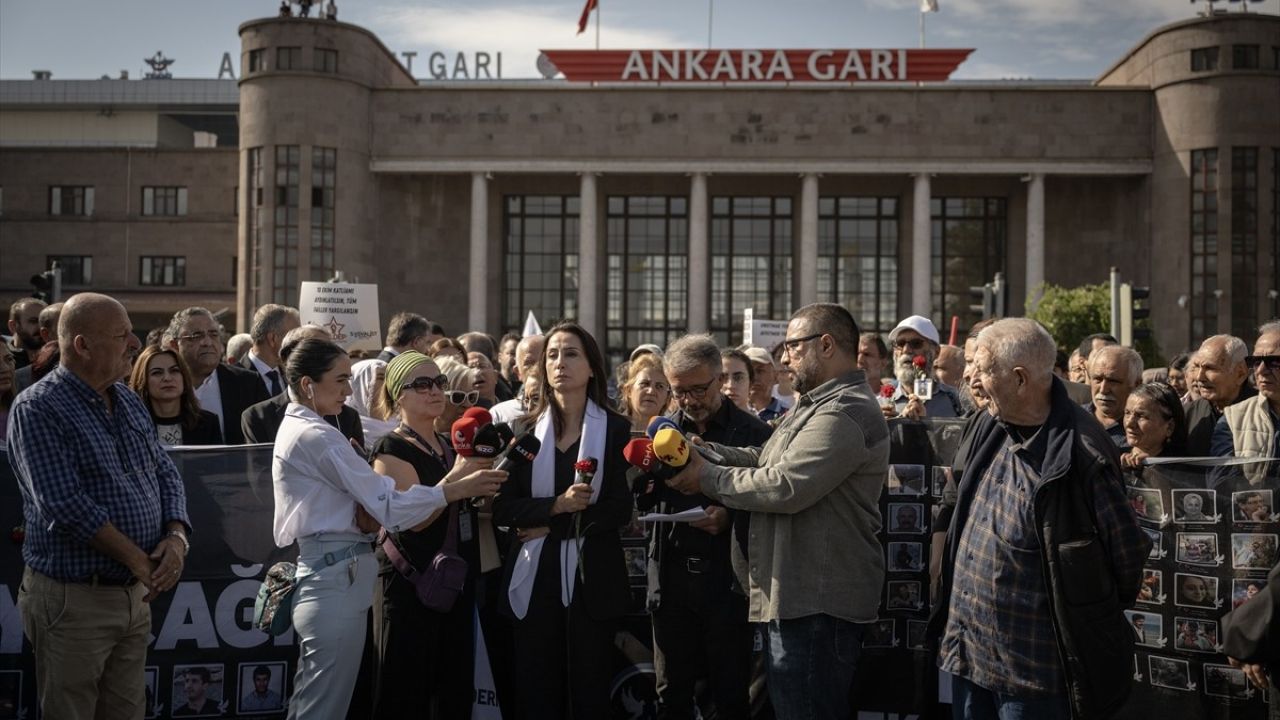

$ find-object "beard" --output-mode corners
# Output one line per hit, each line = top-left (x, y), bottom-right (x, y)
(895, 355), (929, 389)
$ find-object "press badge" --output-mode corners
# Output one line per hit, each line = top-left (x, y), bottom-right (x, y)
(458, 512), (474, 543)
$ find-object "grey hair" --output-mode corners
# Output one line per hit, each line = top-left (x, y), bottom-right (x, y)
(663, 334), (723, 377)
(974, 318), (1057, 382)
(225, 333), (253, 362)
(1258, 320), (1280, 337)
(1199, 334), (1248, 369)
(279, 324), (331, 364)
(164, 307), (216, 345)
(249, 304), (300, 344)
(1088, 344), (1144, 383)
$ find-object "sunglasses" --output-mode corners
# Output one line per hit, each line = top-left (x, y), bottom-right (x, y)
(445, 390), (480, 406)
(1246, 355), (1280, 372)
(401, 375), (448, 393)
(893, 338), (927, 351)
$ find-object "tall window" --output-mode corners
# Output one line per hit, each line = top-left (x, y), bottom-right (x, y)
(818, 197), (899, 334)
(248, 148), (265, 300)
(503, 196), (580, 332)
(314, 49), (338, 73)
(1232, 45), (1259, 70)
(1231, 148), (1258, 338)
(931, 198), (1006, 334)
(142, 186), (187, 216)
(47, 256), (92, 285)
(277, 47), (302, 71)
(140, 256), (186, 286)
(1190, 148), (1219, 344)
(710, 196), (793, 346)
(311, 147), (336, 280)
(605, 196), (689, 367)
(49, 186), (94, 216)
(273, 146), (300, 305)
(1191, 47), (1219, 72)
(248, 49), (265, 73)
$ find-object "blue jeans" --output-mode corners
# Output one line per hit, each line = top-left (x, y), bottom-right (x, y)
(764, 614), (865, 720)
(951, 676), (1071, 720)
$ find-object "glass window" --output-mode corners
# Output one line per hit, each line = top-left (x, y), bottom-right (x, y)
(139, 256), (186, 287)
(818, 197), (899, 334)
(930, 197), (1006, 334)
(276, 47), (302, 71)
(710, 196), (793, 346)
(141, 187), (187, 216)
(273, 145), (301, 305)
(248, 148), (265, 302)
(314, 48), (338, 73)
(1190, 148), (1219, 345)
(604, 196), (689, 368)
(502, 195), (580, 334)
(248, 49), (265, 73)
(1191, 47), (1219, 72)
(49, 186), (94, 216)
(1232, 45), (1259, 70)
(311, 147), (337, 280)
(1230, 147), (1258, 338)
(47, 256), (92, 285)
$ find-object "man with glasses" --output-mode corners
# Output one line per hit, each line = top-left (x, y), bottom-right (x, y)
(884, 315), (963, 420)
(667, 304), (889, 720)
(164, 307), (269, 445)
(646, 334), (773, 720)
(1212, 321), (1280, 467)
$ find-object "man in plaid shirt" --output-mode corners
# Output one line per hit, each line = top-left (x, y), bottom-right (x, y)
(932, 318), (1149, 719)
(7, 293), (191, 720)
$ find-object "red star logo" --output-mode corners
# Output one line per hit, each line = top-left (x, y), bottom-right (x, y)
(325, 316), (347, 341)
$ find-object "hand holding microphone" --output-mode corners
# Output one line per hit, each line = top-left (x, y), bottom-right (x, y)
(653, 427), (707, 495)
(645, 416), (724, 464)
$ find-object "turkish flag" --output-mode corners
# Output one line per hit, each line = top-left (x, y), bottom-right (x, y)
(577, 0), (598, 34)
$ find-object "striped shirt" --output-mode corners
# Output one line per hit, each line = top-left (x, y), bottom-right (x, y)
(6, 365), (190, 581)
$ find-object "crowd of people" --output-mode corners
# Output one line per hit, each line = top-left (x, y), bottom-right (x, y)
(4, 289), (1280, 719)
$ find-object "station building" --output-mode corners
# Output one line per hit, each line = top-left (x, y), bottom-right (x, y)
(1, 13), (1276, 362)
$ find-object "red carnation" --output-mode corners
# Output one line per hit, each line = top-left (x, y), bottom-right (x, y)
(574, 458), (597, 475)
(880, 384), (895, 399)
(912, 355), (928, 369)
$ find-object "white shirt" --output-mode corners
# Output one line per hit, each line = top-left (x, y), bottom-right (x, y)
(272, 403), (445, 547)
(246, 350), (280, 394)
(489, 397), (526, 426)
(193, 369), (224, 430)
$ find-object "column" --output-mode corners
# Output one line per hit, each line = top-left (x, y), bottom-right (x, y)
(798, 173), (820, 307)
(911, 173), (932, 316)
(1025, 172), (1046, 312)
(578, 172), (600, 339)
(688, 172), (710, 334)
(468, 171), (488, 332)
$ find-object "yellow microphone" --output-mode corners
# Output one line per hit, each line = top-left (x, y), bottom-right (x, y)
(652, 427), (692, 468)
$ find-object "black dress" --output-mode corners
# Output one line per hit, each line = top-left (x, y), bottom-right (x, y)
(370, 431), (480, 719)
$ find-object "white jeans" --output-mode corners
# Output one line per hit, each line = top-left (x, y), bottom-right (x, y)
(288, 535), (377, 720)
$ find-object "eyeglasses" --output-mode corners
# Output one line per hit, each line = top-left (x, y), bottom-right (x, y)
(893, 338), (927, 351)
(781, 334), (823, 352)
(177, 331), (219, 343)
(445, 390), (480, 406)
(1246, 355), (1280, 372)
(671, 377), (719, 400)
(402, 375), (448, 393)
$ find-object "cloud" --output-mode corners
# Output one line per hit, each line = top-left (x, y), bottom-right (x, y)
(362, 3), (691, 78)
(950, 58), (1035, 79)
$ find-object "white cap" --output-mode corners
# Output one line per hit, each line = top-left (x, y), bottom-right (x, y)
(887, 315), (940, 346)
(742, 346), (775, 368)
(630, 344), (664, 361)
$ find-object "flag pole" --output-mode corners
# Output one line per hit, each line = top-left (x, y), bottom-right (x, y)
(920, 10), (925, 49)
(708, 0), (714, 48)
(595, 0), (600, 51)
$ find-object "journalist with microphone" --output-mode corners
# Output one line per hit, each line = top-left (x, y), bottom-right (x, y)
(667, 304), (890, 720)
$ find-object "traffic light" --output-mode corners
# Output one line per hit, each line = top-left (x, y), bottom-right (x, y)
(29, 266), (62, 303)
(1119, 283), (1151, 346)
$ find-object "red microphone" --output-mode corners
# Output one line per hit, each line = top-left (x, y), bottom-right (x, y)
(463, 407), (493, 427)
(623, 437), (678, 481)
(451, 417), (479, 457)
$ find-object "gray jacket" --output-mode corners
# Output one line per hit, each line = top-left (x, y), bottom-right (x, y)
(698, 369), (889, 623)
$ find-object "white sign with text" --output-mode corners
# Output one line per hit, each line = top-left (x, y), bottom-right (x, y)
(298, 282), (382, 352)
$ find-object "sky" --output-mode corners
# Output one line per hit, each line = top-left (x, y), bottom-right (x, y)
(0, 0), (1276, 82)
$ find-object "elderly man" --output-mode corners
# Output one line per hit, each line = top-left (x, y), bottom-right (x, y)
(7, 298), (46, 369)
(931, 318), (1148, 719)
(1185, 334), (1255, 456)
(1086, 344), (1144, 448)
(884, 315), (964, 419)
(935, 344), (965, 389)
(1212, 321), (1280, 463)
(7, 292), (191, 720)
(744, 345), (787, 423)
(377, 312), (433, 362)
(668, 303), (888, 719)
(857, 332), (889, 395)
(165, 307), (269, 445)
(646, 334), (773, 720)
(490, 334), (546, 425)
(225, 333), (253, 366)
(240, 304), (301, 395)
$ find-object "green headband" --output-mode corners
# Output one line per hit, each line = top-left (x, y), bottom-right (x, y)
(384, 351), (433, 404)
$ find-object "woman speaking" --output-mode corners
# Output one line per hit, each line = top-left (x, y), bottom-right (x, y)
(493, 323), (633, 718)
(272, 338), (505, 718)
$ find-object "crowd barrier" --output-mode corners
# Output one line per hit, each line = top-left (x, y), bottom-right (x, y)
(1, 420), (1275, 719)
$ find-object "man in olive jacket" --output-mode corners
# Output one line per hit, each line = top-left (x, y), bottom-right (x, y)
(929, 318), (1149, 719)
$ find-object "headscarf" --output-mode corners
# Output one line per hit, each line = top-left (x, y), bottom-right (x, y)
(384, 351), (434, 406)
(347, 359), (386, 417)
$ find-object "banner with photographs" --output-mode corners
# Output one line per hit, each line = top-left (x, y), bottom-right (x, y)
(1114, 457), (1278, 720)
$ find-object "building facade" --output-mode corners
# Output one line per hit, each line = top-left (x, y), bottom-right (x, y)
(1, 14), (1277, 361)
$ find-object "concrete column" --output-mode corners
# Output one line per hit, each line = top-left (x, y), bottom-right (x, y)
(468, 172), (489, 332)
(1025, 172), (1046, 313)
(688, 172), (710, 334)
(798, 173), (820, 307)
(578, 172), (600, 339)
(911, 173), (932, 316)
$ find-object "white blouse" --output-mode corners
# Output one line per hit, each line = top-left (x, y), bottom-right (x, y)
(272, 402), (445, 547)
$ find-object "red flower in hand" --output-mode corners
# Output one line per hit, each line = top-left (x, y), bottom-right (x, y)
(574, 458), (597, 475)
(880, 384), (895, 399)
(912, 355), (928, 369)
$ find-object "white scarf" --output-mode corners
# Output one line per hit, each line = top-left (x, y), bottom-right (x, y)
(507, 398), (608, 619)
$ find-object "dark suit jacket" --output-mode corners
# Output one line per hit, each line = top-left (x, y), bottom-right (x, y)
(241, 391), (366, 447)
(215, 363), (271, 445)
(1223, 562), (1280, 719)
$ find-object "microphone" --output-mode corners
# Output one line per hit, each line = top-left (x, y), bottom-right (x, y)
(493, 422), (515, 450)
(494, 433), (541, 473)
(623, 437), (677, 480)
(473, 423), (504, 458)
(652, 427), (692, 467)
(450, 417), (479, 457)
(463, 407), (493, 426)
(646, 416), (725, 464)
(645, 415), (679, 440)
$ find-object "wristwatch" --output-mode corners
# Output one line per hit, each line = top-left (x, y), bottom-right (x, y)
(167, 529), (190, 556)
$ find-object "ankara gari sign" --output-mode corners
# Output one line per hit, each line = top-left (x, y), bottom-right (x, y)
(539, 48), (973, 83)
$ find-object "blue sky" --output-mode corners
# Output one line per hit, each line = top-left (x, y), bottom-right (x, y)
(0, 0), (1275, 81)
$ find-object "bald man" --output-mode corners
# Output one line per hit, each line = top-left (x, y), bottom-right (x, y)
(490, 334), (546, 425)
(7, 293), (191, 720)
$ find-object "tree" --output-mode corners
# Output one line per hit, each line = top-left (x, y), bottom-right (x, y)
(1027, 283), (1165, 369)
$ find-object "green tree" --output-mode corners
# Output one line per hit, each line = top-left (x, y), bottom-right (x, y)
(1027, 283), (1165, 369)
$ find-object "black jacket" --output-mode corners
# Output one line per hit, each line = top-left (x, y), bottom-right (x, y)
(213, 363), (271, 445)
(929, 377), (1150, 719)
(240, 391), (366, 447)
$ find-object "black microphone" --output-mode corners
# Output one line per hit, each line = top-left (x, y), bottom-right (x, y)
(494, 433), (541, 473)
(493, 422), (515, 451)
(473, 423), (504, 458)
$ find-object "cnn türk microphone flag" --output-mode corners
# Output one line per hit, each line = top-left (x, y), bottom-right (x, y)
(577, 0), (598, 34)
(921, 0), (939, 11)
